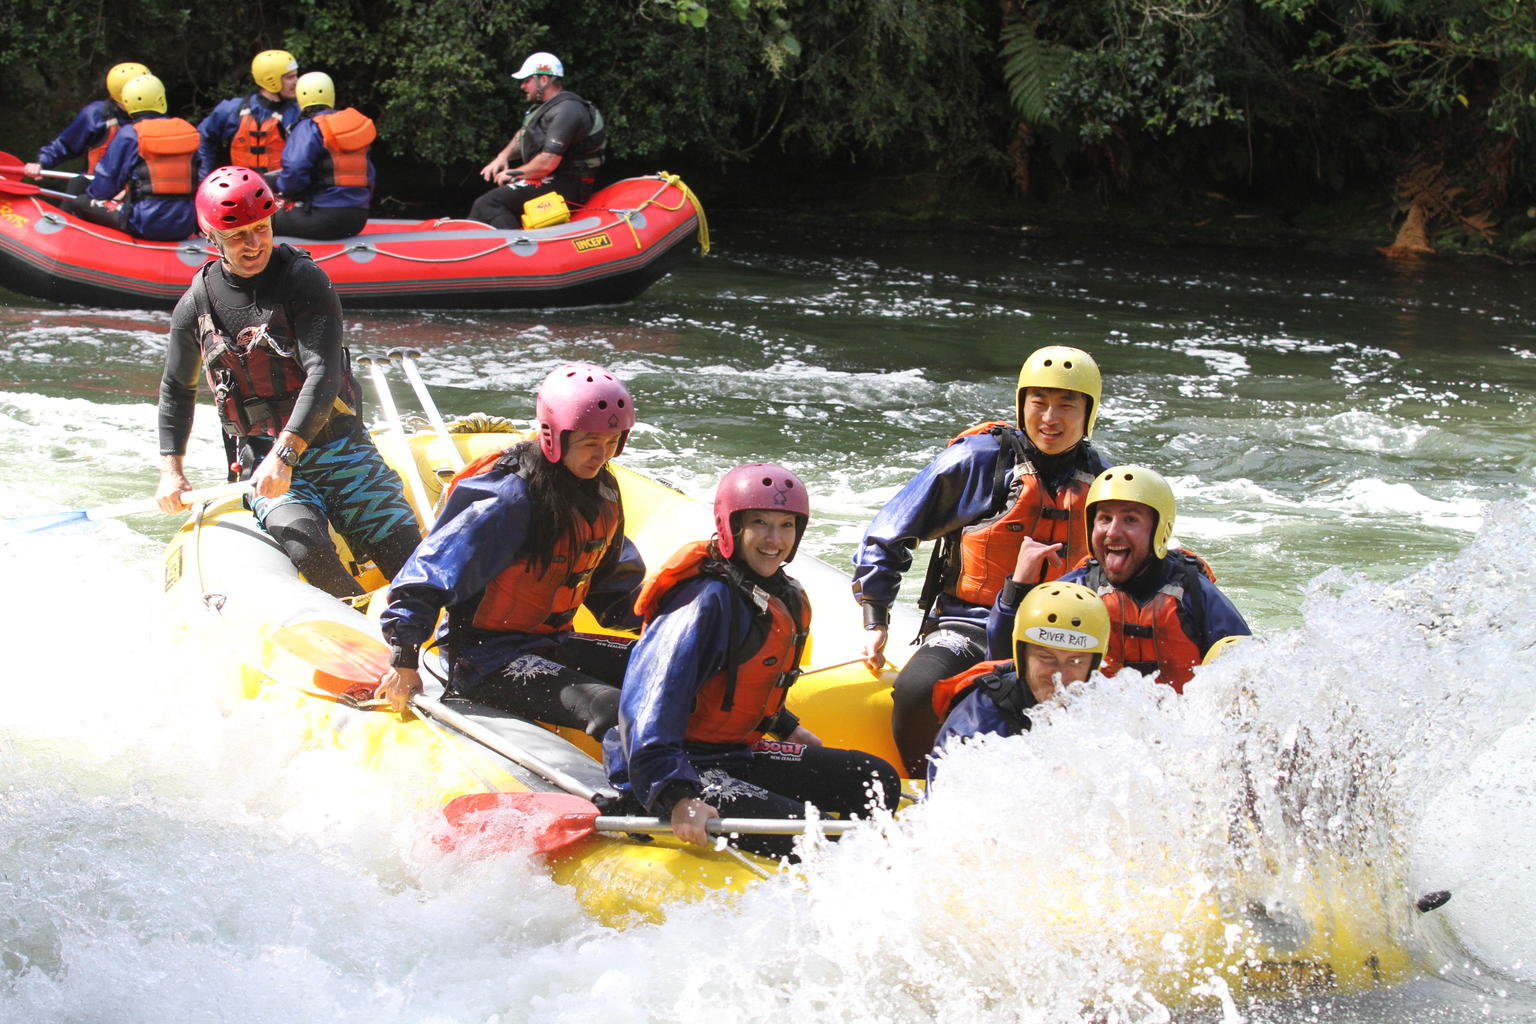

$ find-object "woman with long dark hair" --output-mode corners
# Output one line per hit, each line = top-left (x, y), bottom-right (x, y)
(375, 363), (643, 737)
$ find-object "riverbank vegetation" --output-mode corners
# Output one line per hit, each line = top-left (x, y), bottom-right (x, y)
(4, 0), (1534, 256)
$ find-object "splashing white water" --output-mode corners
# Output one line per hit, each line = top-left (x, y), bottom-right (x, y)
(4, 456), (1536, 1024)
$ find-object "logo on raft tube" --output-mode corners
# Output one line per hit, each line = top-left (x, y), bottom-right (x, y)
(573, 233), (612, 252)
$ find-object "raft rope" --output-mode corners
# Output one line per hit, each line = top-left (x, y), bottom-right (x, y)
(653, 171), (711, 254)
(304, 173), (709, 266)
(16, 198), (212, 255)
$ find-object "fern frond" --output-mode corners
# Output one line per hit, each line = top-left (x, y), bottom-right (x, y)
(1001, 16), (1069, 127)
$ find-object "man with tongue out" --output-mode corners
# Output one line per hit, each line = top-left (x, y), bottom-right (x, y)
(989, 465), (1250, 693)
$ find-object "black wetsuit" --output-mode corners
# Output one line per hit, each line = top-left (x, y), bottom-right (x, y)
(159, 246), (419, 596)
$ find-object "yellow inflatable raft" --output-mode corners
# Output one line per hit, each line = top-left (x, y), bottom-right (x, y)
(158, 420), (1425, 1001)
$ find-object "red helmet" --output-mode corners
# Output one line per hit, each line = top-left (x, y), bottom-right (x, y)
(196, 166), (277, 233)
(535, 362), (636, 463)
(714, 463), (810, 563)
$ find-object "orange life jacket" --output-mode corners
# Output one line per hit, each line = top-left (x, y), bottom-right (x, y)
(446, 448), (624, 635)
(637, 540), (812, 747)
(916, 424), (1098, 631)
(230, 104), (286, 172)
(1081, 551), (1216, 693)
(313, 108), (375, 189)
(87, 117), (119, 173)
(931, 658), (1011, 720)
(134, 118), (200, 196)
(952, 430), (1097, 604)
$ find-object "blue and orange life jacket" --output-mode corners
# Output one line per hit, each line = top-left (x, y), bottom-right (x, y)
(915, 423), (1099, 634)
(86, 117), (120, 173)
(1081, 551), (1216, 693)
(133, 117), (200, 196)
(230, 104), (287, 173)
(637, 540), (811, 746)
(444, 448), (624, 636)
(931, 658), (1040, 731)
(312, 108), (376, 189)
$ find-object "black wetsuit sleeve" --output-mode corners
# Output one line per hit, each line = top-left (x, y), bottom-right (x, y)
(279, 256), (347, 443)
(158, 287), (204, 456)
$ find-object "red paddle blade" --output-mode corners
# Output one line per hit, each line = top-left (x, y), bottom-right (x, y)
(0, 151), (25, 177)
(0, 176), (40, 196)
(270, 620), (389, 703)
(437, 791), (600, 857)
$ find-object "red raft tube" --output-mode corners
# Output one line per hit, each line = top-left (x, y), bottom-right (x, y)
(0, 173), (708, 310)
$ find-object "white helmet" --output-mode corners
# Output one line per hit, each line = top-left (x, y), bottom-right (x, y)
(512, 52), (564, 79)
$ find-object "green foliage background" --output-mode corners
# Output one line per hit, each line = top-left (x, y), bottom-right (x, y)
(3, 0), (1533, 226)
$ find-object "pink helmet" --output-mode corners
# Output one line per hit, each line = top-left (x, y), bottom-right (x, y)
(714, 463), (811, 562)
(196, 166), (277, 233)
(535, 362), (636, 463)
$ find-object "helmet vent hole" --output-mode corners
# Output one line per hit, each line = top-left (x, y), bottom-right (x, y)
(596, 400), (608, 409)
(1046, 613), (1058, 623)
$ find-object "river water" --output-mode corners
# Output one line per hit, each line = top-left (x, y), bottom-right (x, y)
(2, 220), (1534, 1023)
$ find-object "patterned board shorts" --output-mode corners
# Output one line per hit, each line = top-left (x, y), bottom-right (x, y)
(248, 432), (418, 549)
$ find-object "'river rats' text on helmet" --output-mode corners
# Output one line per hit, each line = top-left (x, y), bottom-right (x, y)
(1017, 346), (1101, 438)
(296, 71), (335, 111)
(106, 63), (151, 105)
(512, 52), (564, 79)
(196, 166), (277, 233)
(120, 73), (167, 116)
(251, 50), (298, 93)
(535, 362), (635, 464)
(714, 463), (811, 563)
(1011, 580), (1110, 672)
(1084, 465), (1177, 560)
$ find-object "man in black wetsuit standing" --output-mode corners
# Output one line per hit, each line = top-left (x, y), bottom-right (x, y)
(467, 51), (607, 229)
(154, 165), (421, 598)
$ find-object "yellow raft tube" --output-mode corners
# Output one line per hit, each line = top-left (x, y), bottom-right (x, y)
(158, 421), (1426, 1001)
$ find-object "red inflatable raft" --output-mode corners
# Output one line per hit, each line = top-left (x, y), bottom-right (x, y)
(0, 173), (707, 310)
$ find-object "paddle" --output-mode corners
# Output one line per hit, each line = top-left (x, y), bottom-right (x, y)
(356, 354), (435, 524)
(4, 481), (251, 534)
(388, 347), (466, 470)
(439, 790), (859, 858)
(0, 177), (73, 201)
(0, 150), (90, 181)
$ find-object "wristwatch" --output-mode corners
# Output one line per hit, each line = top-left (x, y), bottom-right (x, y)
(273, 444), (301, 468)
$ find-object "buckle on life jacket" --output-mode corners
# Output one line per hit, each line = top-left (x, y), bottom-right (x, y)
(1040, 507), (1071, 521)
(1123, 623), (1156, 639)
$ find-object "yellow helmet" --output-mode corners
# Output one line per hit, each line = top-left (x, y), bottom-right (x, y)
(1084, 465), (1176, 559)
(1012, 580), (1110, 667)
(1016, 346), (1101, 437)
(1202, 634), (1248, 664)
(120, 73), (167, 116)
(251, 49), (298, 93)
(106, 62), (151, 105)
(296, 71), (335, 111)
